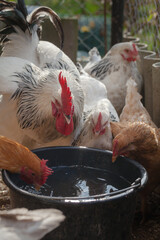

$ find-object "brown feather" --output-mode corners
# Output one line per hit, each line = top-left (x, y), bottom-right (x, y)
(0, 135), (41, 174)
(112, 122), (160, 221)
(119, 78), (156, 128)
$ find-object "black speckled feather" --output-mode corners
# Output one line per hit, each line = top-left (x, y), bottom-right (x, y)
(0, 0), (64, 49)
(90, 58), (114, 80)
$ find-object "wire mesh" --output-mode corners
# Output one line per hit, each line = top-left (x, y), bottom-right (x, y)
(7, 0), (160, 57)
(124, 0), (160, 55)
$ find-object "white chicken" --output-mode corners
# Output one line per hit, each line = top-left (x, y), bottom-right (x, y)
(83, 47), (102, 72)
(0, 0), (84, 148)
(72, 70), (119, 150)
(0, 0), (80, 78)
(84, 42), (143, 115)
(0, 57), (84, 149)
(0, 208), (65, 240)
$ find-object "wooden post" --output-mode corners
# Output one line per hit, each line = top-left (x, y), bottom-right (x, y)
(143, 56), (154, 117)
(139, 51), (160, 118)
(111, 0), (124, 46)
(152, 63), (160, 127)
(41, 18), (78, 63)
(104, 0), (107, 53)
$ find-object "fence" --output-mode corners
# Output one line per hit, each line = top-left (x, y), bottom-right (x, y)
(123, 0), (160, 127)
(27, 0), (160, 57)
(26, 0), (112, 58)
(124, 0), (160, 55)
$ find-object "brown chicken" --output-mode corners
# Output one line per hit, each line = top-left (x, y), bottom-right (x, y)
(0, 135), (53, 190)
(111, 122), (160, 221)
(110, 78), (160, 222)
(119, 78), (156, 128)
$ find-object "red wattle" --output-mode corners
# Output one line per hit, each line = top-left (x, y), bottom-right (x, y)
(64, 117), (74, 136)
(126, 57), (137, 62)
(56, 113), (74, 136)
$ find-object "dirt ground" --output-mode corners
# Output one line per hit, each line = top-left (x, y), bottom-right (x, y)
(0, 173), (160, 240)
(132, 191), (160, 240)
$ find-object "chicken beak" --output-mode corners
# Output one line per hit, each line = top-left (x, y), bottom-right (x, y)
(34, 183), (41, 191)
(112, 139), (119, 163)
(64, 114), (71, 124)
(94, 131), (100, 137)
(112, 155), (118, 163)
(136, 54), (140, 61)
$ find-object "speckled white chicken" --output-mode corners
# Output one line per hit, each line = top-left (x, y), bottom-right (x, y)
(0, 0), (84, 149)
(0, 57), (84, 149)
(84, 42), (143, 115)
(72, 68), (119, 150)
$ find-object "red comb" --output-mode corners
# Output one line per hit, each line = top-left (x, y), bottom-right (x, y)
(40, 159), (53, 185)
(94, 112), (102, 132)
(59, 72), (72, 115)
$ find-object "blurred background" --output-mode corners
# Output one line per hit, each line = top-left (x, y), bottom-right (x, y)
(25, 0), (112, 61)
(24, 0), (160, 58)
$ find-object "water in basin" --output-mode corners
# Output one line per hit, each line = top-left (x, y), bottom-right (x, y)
(17, 165), (131, 197)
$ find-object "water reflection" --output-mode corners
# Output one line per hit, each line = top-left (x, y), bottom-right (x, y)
(19, 166), (130, 198)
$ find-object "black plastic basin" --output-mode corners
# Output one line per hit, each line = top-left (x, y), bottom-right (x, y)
(2, 146), (148, 240)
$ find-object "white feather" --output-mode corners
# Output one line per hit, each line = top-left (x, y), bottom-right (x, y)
(2, 28), (79, 77)
(0, 57), (84, 148)
(0, 208), (65, 240)
(85, 42), (143, 115)
(2, 26), (39, 64)
(0, 57), (39, 94)
(37, 41), (80, 75)
(84, 47), (102, 72)
(73, 74), (119, 149)
(0, 57), (40, 144)
(0, 4), (83, 149)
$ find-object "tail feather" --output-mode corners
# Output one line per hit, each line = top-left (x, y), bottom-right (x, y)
(125, 77), (142, 105)
(27, 6), (64, 49)
(0, 26), (15, 35)
(16, 0), (28, 18)
(0, 1), (30, 44)
(0, 0), (15, 9)
(0, 9), (28, 32)
(0, 0), (64, 52)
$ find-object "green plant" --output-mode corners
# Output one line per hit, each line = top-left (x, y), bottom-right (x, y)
(24, 0), (110, 16)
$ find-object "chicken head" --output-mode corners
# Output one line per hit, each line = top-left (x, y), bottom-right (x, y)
(51, 72), (74, 136)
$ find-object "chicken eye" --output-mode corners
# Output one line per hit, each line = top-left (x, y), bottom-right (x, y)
(125, 49), (129, 53)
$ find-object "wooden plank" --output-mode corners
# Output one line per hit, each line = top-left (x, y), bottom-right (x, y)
(41, 18), (78, 63)
(152, 63), (160, 127)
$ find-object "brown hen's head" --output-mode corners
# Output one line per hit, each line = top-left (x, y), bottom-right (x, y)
(0, 136), (53, 190)
(111, 122), (158, 163)
(20, 159), (53, 190)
